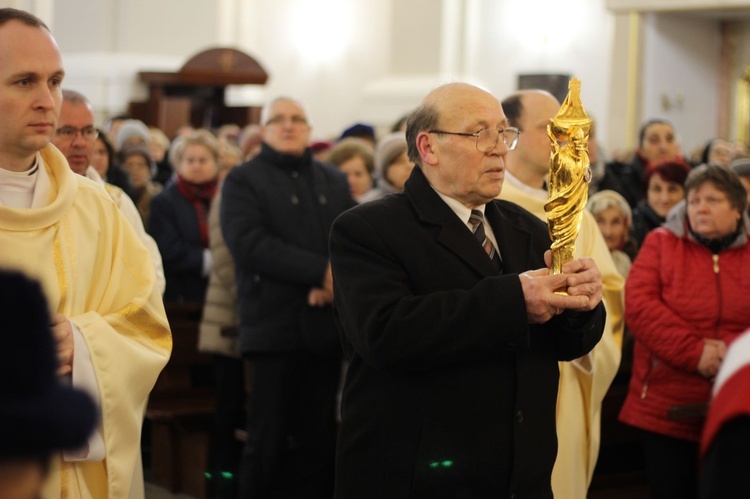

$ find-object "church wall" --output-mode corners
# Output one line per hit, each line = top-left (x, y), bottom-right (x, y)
(471, 0), (615, 148)
(2, 0), (748, 151)
(641, 13), (721, 155)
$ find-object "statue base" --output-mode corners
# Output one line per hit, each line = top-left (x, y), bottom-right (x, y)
(549, 246), (575, 295)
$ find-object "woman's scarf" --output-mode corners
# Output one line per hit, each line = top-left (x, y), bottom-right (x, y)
(689, 222), (742, 255)
(176, 174), (217, 248)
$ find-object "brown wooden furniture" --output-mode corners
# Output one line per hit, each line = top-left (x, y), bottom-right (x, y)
(146, 303), (216, 498)
(129, 48), (269, 137)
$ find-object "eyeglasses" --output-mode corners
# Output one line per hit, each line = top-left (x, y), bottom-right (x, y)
(265, 115), (308, 126)
(428, 127), (521, 152)
(55, 125), (99, 141)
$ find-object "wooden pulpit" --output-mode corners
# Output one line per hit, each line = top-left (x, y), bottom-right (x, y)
(129, 47), (269, 137)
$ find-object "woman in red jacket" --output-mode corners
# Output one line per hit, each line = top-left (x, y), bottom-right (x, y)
(619, 164), (750, 498)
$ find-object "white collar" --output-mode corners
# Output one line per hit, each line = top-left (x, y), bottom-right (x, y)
(85, 165), (105, 186)
(431, 188), (498, 249)
(504, 169), (547, 200)
(0, 154), (50, 209)
(433, 189), (484, 228)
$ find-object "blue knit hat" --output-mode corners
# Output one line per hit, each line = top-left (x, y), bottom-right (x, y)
(338, 123), (376, 142)
(0, 270), (97, 458)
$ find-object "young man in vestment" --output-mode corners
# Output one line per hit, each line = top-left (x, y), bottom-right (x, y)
(499, 90), (624, 498)
(0, 8), (171, 498)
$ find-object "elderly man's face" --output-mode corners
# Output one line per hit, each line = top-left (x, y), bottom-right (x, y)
(421, 84), (509, 209)
(262, 99), (311, 156)
(0, 21), (64, 171)
(51, 101), (96, 175)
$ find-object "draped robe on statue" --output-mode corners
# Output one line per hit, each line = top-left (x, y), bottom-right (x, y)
(545, 125), (591, 274)
(0, 145), (172, 499)
(499, 180), (623, 499)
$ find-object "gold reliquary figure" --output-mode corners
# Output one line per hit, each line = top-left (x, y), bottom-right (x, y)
(544, 78), (592, 279)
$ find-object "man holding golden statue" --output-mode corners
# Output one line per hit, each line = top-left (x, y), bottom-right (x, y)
(330, 81), (605, 498)
(500, 80), (624, 499)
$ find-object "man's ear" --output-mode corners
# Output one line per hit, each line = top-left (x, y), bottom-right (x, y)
(416, 132), (439, 167)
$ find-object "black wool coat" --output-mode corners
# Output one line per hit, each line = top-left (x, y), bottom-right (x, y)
(330, 166), (605, 499)
(149, 182), (209, 303)
(221, 143), (355, 354)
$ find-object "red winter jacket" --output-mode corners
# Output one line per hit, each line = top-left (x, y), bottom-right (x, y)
(619, 205), (750, 442)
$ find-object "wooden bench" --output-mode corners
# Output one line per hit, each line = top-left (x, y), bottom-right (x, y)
(146, 303), (216, 498)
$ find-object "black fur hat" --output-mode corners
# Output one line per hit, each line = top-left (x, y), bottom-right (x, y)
(0, 270), (97, 458)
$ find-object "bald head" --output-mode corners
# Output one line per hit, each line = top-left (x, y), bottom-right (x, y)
(501, 90), (557, 130)
(501, 90), (560, 188)
(406, 83), (501, 166)
(260, 97), (312, 156)
(425, 82), (498, 109)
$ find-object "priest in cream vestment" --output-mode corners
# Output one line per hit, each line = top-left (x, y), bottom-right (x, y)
(0, 144), (172, 498)
(500, 176), (623, 498)
(499, 87), (623, 499)
(0, 11), (171, 496)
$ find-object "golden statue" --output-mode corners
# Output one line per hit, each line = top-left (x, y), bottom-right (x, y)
(544, 78), (592, 279)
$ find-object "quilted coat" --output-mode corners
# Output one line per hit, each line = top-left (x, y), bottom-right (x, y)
(619, 202), (750, 441)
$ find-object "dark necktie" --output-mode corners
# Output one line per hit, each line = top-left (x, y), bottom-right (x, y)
(469, 210), (502, 271)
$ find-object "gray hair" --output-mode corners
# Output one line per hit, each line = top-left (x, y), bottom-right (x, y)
(587, 190), (632, 226)
(260, 97), (312, 127)
(62, 89), (90, 106)
(169, 129), (220, 169)
(405, 104), (440, 166)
